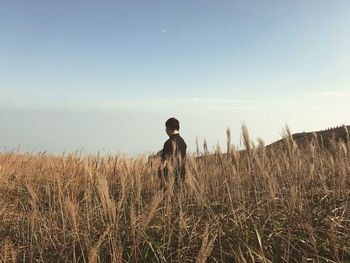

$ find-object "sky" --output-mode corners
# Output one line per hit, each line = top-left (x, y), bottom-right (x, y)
(1, 0), (350, 155)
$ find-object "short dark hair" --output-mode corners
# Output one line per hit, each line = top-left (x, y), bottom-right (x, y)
(165, 117), (180, 131)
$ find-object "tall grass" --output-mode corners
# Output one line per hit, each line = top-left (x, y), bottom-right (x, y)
(0, 126), (349, 262)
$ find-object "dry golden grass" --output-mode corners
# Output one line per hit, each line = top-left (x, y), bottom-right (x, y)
(0, 126), (350, 262)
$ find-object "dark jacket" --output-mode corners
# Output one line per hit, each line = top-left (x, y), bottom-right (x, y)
(161, 134), (187, 178)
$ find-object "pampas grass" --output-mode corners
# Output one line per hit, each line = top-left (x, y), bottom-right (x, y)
(0, 125), (349, 262)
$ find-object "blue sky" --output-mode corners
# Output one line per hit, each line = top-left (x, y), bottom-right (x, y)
(1, 0), (350, 155)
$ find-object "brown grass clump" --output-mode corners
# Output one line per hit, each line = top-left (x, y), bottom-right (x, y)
(0, 126), (350, 262)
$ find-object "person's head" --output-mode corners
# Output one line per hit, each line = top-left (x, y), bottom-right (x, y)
(165, 117), (180, 136)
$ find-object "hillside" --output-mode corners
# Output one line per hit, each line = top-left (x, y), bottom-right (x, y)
(267, 125), (350, 149)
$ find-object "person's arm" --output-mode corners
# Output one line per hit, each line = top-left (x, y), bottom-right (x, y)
(161, 140), (172, 162)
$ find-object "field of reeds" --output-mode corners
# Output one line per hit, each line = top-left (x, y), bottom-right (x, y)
(0, 126), (349, 262)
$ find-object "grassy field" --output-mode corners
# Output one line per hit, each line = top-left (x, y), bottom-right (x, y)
(0, 126), (349, 262)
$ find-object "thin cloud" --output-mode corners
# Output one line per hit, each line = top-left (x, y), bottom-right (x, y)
(189, 97), (295, 105)
(160, 29), (168, 33)
(1, 97), (296, 112)
(305, 91), (350, 98)
(66, 98), (295, 112)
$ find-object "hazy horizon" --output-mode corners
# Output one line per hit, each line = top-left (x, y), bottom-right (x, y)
(1, 1), (349, 155)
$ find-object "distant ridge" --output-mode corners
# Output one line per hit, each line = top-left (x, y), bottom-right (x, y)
(267, 124), (350, 149)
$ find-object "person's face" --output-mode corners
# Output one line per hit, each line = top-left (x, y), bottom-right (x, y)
(165, 127), (172, 137)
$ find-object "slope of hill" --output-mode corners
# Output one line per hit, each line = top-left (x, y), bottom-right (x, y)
(267, 125), (350, 149)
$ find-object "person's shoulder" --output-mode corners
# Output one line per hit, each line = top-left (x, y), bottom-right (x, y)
(163, 137), (172, 147)
(178, 135), (187, 143)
